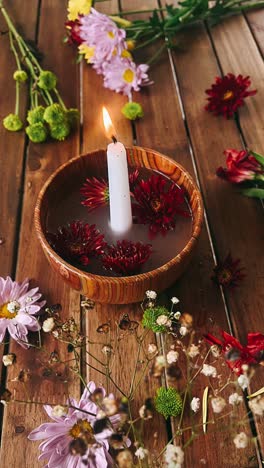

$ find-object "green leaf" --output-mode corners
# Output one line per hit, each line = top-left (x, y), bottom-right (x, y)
(250, 150), (264, 167)
(241, 188), (264, 199)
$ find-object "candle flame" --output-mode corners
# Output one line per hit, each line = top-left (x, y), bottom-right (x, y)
(102, 107), (117, 141)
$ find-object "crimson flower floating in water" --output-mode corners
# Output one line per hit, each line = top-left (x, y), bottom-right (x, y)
(47, 221), (106, 266)
(102, 240), (152, 276)
(205, 73), (257, 118)
(133, 175), (189, 238)
(211, 253), (245, 289)
(217, 148), (264, 184)
(205, 331), (264, 375)
(80, 170), (140, 212)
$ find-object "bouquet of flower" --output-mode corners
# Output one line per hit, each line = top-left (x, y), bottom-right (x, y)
(65, 0), (264, 119)
(0, 0), (79, 143)
(1, 277), (263, 467)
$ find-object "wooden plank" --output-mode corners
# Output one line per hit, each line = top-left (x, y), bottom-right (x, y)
(0, 0), (39, 383)
(80, 0), (168, 454)
(0, 1), (81, 466)
(245, 9), (264, 58)
(122, 1), (260, 465)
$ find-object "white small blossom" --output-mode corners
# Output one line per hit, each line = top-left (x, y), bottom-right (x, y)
(156, 355), (166, 366)
(179, 326), (188, 336)
(238, 374), (249, 390)
(156, 315), (170, 326)
(51, 405), (67, 417)
(211, 396), (226, 413)
(52, 330), (59, 338)
(7, 301), (20, 313)
(135, 447), (148, 460)
(210, 345), (221, 357)
(188, 344), (200, 358)
(171, 297), (179, 305)
(42, 317), (55, 332)
(248, 396), (264, 416)
(167, 350), (179, 364)
(164, 444), (184, 467)
(233, 432), (248, 449)
(229, 392), (243, 406)
(148, 343), (157, 354)
(146, 290), (157, 300)
(97, 410), (107, 419)
(201, 364), (217, 378)
(174, 311), (181, 320)
(2, 354), (15, 366)
(102, 345), (113, 355)
(139, 404), (152, 419)
(190, 397), (200, 413)
(241, 364), (249, 372)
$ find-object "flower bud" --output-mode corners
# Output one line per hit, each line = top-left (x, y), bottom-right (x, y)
(50, 121), (70, 141)
(3, 113), (23, 132)
(122, 102), (144, 120)
(13, 70), (28, 82)
(27, 106), (45, 125)
(26, 122), (48, 143)
(38, 70), (57, 90)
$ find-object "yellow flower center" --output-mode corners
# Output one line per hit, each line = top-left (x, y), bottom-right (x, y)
(223, 90), (234, 101)
(121, 49), (132, 59)
(218, 268), (232, 284)
(122, 69), (134, 83)
(107, 31), (115, 39)
(69, 419), (93, 439)
(0, 303), (18, 319)
(151, 199), (162, 212)
(126, 40), (135, 51)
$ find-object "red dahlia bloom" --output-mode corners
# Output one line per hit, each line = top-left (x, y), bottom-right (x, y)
(133, 175), (189, 238)
(217, 149), (264, 183)
(205, 331), (257, 375)
(80, 170), (140, 212)
(205, 73), (257, 118)
(47, 221), (106, 266)
(102, 240), (152, 276)
(65, 19), (83, 45)
(211, 253), (245, 289)
(246, 332), (264, 363)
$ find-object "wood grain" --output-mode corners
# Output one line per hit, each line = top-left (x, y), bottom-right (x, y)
(0, 1), (81, 466)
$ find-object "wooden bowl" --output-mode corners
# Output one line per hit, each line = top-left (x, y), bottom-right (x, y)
(35, 147), (203, 304)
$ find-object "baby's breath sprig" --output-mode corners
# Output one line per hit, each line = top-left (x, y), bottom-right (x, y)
(0, 0), (79, 143)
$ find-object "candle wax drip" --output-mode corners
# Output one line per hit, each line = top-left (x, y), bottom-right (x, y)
(46, 168), (192, 276)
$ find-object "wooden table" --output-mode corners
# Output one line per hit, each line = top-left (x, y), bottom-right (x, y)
(0, 1), (263, 467)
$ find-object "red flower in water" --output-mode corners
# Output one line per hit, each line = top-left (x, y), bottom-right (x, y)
(205, 331), (257, 375)
(211, 253), (245, 288)
(217, 149), (264, 183)
(133, 175), (189, 238)
(80, 170), (140, 212)
(205, 73), (257, 118)
(102, 240), (152, 276)
(47, 221), (106, 266)
(65, 19), (83, 45)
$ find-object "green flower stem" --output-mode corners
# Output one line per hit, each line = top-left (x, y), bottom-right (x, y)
(15, 81), (20, 115)
(147, 44), (166, 65)
(9, 30), (21, 70)
(135, 32), (162, 50)
(53, 88), (67, 111)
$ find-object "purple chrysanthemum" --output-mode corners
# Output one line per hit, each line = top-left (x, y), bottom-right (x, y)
(103, 56), (150, 99)
(28, 382), (125, 468)
(0, 276), (45, 348)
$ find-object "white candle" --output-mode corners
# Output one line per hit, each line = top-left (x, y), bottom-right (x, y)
(103, 107), (132, 234)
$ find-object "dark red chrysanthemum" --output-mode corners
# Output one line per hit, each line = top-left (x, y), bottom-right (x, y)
(65, 19), (83, 45)
(205, 73), (257, 118)
(216, 148), (264, 184)
(80, 170), (140, 212)
(211, 253), (245, 289)
(205, 331), (257, 375)
(133, 174), (189, 238)
(102, 240), (152, 276)
(47, 221), (106, 266)
(246, 332), (264, 364)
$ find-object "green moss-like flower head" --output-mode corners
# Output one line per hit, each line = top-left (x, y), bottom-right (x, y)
(122, 102), (144, 120)
(142, 306), (170, 333)
(3, 113), (23, 132)
(44, 104), (66, 125)
(13, 70), (28, 82)
(27, 106), (46, 125)
(66, 108), (80, 126)
(154, 387), (182, 419)
(38, 70), (57, 90)
(50, 121), (70, 141)
(26, 122), (48, 143)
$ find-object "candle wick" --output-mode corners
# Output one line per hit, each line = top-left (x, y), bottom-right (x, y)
(111, 135), (117, 144)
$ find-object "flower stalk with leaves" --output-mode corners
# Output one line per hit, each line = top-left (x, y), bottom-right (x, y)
(0, 0), (79, 142)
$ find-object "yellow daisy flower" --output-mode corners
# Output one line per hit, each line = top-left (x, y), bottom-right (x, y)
(67, 0), (91, 21)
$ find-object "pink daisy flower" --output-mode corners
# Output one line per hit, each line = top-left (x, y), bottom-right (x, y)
(80, 8), (126, 63)
(28, 382), (125, 468)
(103, 56), (150, 98)
(0, 276), (45, 348)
